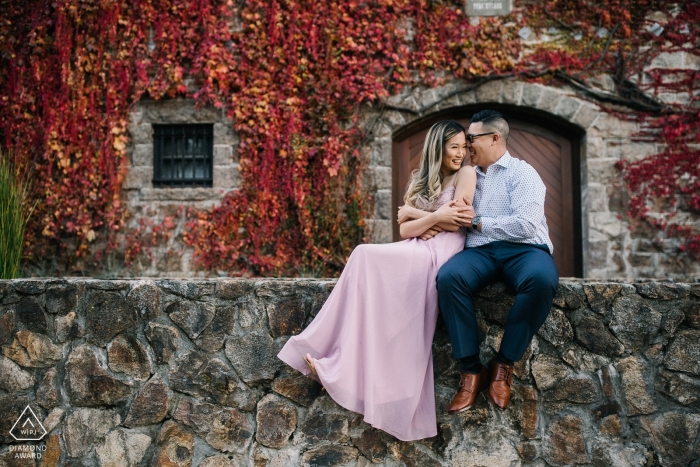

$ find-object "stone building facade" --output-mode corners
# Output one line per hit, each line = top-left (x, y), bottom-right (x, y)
(0, 278), (699, 466)
(122, 27), (699, 279)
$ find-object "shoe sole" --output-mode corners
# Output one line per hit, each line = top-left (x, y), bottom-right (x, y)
(487, 392), (508, 411)
(447, 403), (475, 415)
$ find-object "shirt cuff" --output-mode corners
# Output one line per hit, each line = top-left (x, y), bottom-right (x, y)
(479, 216), (495, 236)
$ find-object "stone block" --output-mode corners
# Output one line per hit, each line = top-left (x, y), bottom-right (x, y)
(655, 370), (700, 406)
(547, 375), (600, 404)
(552, 283), (585, 309)
(573, 103), (601, 129)
(590, 212), (625, 238)
(590, 114), (638, 138)
(225, 331), (281, 384)
(153, 420), (195, 467)
(642, 412), (700, 467)
(302, 445), (359, 467)
(373, 189), (392, 220)
(3, 330), (63, 368)
(475, 80), (503, 103)
(521, 84), (544, 107)
(131, 144), (153, 166)
(500, 80), (523, 105)
(15, 296), (47, 333)
(0, 355), (35, 392)
(139, 187), (223, 202)
(213, 144), (233, 165)
(606, 141), (658, 162)
(368, 165), (391, 190)
(42, 433), (61, 467)
(85, 291), (138, 346)
(544, 415), (590, 465)
(174, 398), (254, 453)
(649, 51), (685, 69)
(609, 295), (662, 352)
(364, 219), (392, 244)
(96, 429), (152, 467)
(532, 354), (568, 390)
(451, 440), (521, 467)
(554, 97), (582, 120)
(0, 310), (16, 346)
(588, 183), (608, 212)
(271, 369), (323, 407)
(123, 374), (171, 427)
(195, 304), (237, 352)
(587, 158), (619, 185)
(127, 123), (152, 145)
(301, 411), (349, 443)
(63, 408), (121, 457)
(65, 345), (132, 406)
(351, 427), (387, 463)
(127, 280), (161, 320)
(54, 311), (85, 342)
(142, 99), (221, 123)
(107, 334), (154, 381)
(45, 282), (83, 315)
(166, 300), (215, 340)
(200, 456), (235, 467)
(123, 166), (153, 190)
(216, 280), (253, 300)
(537, 308), (574, 346)
(213, 165), (239, 189)
(36, 367), (61, 409)
(537, 87), (563, 113)
(664, 330), (700, 375)
(255, 394), (297, 448)
(145, 322), (181, 364)
(268, 296), (305, 338)
(369, 136), (393, 167)
(617, 356), (657, 415)
(575, 316), (625, 356)
(586, 136), (605, 158)
(214, 122), (238, 145)
(635, 282), (690, 300)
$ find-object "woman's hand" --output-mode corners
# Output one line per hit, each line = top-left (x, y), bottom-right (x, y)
(397, 205), (414, 224)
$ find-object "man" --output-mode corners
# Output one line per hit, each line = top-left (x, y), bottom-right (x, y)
(433, 110), (559, 413)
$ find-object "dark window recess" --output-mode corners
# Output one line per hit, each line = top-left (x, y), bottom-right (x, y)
(153, 124), (213, 187)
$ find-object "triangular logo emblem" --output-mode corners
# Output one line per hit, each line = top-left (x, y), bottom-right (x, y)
(10, 406), (47, 441)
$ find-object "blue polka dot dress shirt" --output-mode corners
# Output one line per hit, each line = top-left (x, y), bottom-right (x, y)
(467, 151), (554, 253)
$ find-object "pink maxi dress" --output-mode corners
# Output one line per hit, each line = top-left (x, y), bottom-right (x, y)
(277, 186), (465, 441)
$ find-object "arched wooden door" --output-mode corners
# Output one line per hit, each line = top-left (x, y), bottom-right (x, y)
(392, 117), (578, 277)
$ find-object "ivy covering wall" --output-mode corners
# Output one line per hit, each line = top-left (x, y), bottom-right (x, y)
(0, 0), (698, 276)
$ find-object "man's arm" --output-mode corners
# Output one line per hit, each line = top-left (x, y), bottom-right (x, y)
(479, 165), (546, 240)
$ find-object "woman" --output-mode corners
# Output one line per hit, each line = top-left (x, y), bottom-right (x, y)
(277, 120), (476, 441)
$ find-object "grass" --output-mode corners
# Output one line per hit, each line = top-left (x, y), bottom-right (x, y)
(0, 154), (35, 279)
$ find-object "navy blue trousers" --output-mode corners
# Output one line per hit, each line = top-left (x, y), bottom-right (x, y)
(436, 241), (559, 362)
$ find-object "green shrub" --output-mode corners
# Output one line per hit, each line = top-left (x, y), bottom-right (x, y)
(0, 155), (35, 279)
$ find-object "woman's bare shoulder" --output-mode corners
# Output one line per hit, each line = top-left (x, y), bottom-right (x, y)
(458, 165), (476, 175)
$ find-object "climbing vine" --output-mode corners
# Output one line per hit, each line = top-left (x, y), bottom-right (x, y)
(0, 0), (698, 276)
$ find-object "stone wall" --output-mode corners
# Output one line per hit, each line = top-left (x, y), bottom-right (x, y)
(1, 278), (699, 467)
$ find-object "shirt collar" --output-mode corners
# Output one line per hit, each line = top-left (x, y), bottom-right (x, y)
(475, 151), (512, 175)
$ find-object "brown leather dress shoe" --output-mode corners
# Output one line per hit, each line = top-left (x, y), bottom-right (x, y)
(488, 362), (514, 410)
(447, 365), (490, 414)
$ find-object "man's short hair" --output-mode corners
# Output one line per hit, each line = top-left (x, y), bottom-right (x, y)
(470, 110), (509, 142)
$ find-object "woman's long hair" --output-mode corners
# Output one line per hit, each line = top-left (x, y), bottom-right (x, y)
(403, 120), (465, 208)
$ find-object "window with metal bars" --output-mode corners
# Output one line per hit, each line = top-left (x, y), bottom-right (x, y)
(152, 124), (213, 187)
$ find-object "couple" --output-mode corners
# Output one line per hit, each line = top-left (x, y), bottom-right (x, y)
(278, 110), (559, 441)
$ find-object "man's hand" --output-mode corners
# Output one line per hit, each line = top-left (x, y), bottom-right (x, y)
(419, 225), (443, 241)
(454, 196), (476, 227)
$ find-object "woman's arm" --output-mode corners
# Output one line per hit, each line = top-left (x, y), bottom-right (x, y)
(400, 201), (470, 239)
(418, 166), (477, 240)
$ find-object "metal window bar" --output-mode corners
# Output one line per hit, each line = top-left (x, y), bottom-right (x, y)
(152, 124), (213, 187)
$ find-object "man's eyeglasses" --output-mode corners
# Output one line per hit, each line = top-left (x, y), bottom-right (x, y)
(466, 132), (496, 143)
